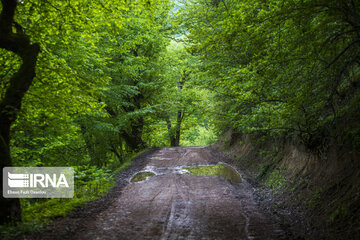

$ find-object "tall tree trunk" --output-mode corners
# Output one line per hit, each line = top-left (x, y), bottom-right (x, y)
(172, 70), (189, 147)
(121, 116), (146, 150)
(0, 0), (40, 224)
(165, 116), (176, 146)
(174, 110), (182, 147)
(105, 99), (145, 151)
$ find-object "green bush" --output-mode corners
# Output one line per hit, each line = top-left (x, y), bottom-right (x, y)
(265, 169), (287, 192)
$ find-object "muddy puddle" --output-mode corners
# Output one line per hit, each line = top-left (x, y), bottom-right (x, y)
(130, 171), (155, 182)
(183, 163), (242, 183)
(131, 163), (241, 184)
(150, 157), (171, 160)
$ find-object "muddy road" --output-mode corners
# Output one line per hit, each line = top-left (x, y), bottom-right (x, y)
(72, 147), (287, 240)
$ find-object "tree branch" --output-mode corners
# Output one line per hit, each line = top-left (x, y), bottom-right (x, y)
(326, 40), (359, 68)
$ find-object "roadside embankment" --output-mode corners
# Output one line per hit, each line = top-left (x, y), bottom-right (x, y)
(212, 130), (360, 240)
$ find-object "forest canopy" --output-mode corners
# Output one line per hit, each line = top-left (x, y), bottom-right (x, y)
(180, 0), (360, 150)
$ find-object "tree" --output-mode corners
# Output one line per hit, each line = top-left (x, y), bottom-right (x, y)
(180, 0), (360, 149)
(79, 0), (172, 155)
(0, 0), (146, 224)
(150, 40), (211, 146)
(0, 0), (40, 224)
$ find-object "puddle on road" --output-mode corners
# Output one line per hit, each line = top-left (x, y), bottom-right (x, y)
(182, 163), (242, 183)
(131, 163), (241, 183)
(151, 157), (171, 161)
(130, 172), (156, 182)
(143, 165), (190, 175)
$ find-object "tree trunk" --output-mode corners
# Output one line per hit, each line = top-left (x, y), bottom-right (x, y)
(172, 70), (189, 147)
(121, 116), (146, 150)
(174, 110), (182, 147)
(0, 0), (41, 224)
(105, 99), (145, 151)
(0, 127), (21, 223)
(165, 116), (176, 146)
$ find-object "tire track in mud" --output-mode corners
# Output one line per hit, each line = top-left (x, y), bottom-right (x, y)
(73, 146), (287, 240)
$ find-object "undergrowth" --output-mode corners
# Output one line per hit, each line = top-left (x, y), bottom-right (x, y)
(265, 168), (287, 192)
(0, 154), (137, 240)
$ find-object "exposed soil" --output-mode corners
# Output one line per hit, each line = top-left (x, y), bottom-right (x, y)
(213, 130), (360, 240)
(28, 147), (294, 240)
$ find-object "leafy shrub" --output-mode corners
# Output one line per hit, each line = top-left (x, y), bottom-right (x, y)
(265, 169), (287, 192)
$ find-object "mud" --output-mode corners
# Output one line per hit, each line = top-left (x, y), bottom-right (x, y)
(25, 147), (293, 240)
(73, 147), (287, 239)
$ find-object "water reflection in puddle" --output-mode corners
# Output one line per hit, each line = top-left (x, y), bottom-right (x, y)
(143, 165), (190, 175)
(130, 172), (156, 182)
(150, 157), (172, 160)
(182, 163), (242, 183)
(131, 163), (241, 184)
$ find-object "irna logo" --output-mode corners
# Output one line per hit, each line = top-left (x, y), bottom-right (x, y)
(8, 172), (69, 188)
(3, 167), (74, 198)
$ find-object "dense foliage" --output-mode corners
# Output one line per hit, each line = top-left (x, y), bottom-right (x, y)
(0, 0), (215, 228)
(181, 0), (360, 150)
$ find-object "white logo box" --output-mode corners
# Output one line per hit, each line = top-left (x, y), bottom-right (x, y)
(3, 167), (74, 198)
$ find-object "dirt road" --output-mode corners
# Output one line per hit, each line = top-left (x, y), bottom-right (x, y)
(73, 147), (286, 240)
